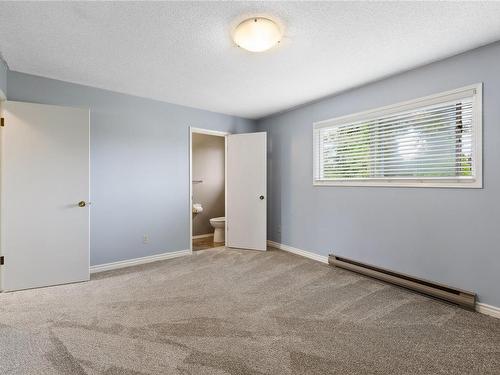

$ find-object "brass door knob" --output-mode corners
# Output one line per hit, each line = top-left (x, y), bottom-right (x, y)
(78, 201), (90, 207)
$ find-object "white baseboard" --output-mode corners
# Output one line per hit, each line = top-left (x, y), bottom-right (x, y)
(267, 240), (329, 264)
(267, 240), (499, 319)
(192, 233), (213, 239)
(476, 303), (500, 319)
(90, 249), (191, 274)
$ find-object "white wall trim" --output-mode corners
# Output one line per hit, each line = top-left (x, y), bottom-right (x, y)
(190, 127), (229, 137)
(192, 233), (213, 239)
(89, 249), (191, 274)
(267, 240), (499, 319)
(476, 303), (500, 319)
(267, 240), (329, 264)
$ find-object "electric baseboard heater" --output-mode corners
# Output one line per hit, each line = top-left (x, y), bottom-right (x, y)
(329, 254), (476, 310)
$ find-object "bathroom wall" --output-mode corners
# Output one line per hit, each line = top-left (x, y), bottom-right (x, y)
(192, 133), (225, 236)
(7, 71), (256, 266)
(258, 41), (500, 307)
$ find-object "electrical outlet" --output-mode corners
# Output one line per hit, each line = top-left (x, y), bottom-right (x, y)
(143, 234), (149, 244)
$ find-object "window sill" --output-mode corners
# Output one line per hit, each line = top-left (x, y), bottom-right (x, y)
(313, 178), (482, 188)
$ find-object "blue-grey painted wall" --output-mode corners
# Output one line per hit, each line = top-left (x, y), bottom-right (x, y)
(7, 71), (256, 266)
(258, 42), (500, 306)
(0, 58), (7, 98)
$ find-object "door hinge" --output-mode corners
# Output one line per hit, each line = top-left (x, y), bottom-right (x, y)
(0, 117), (4, 127)
(0, 256), (4, 265)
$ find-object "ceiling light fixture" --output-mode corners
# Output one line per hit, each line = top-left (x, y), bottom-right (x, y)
(233, 17), (282, 52)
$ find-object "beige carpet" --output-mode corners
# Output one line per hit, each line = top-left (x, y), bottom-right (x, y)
(1, 247), (499, 375)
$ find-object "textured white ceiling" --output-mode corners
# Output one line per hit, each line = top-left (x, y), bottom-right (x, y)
(1, 2), (500, 119)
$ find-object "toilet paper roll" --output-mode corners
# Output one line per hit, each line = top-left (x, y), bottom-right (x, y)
(192, 203), (203, 213)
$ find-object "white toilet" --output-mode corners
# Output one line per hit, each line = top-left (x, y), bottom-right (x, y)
(209, 217), (225, 243)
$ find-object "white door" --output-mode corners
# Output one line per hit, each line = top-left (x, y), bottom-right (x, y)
(0, 101), (90, 291)
(226, 132), (267, 251)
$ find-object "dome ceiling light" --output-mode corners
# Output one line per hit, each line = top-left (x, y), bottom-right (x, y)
(232, 17), (282, 53)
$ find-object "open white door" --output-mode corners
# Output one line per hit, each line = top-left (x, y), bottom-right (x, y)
(0, 101), (90, 291)
(226, 132), (267, 251)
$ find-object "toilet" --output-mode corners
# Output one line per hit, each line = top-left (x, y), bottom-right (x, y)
(209, 217), (225, 243)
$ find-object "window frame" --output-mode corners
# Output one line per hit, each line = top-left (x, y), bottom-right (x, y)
(312, 83), (483, 188)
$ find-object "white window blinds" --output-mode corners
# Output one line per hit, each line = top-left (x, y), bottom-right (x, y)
(313, 84), (482, 187)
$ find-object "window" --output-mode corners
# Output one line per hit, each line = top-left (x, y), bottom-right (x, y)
(313, 84), (482, 188)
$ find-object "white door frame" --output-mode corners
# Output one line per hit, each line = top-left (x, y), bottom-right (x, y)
(0, 101), (4, 289)
(189, 127), (230, 252)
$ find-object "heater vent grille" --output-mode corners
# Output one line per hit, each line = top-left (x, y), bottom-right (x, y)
(329, 254), (476, 310)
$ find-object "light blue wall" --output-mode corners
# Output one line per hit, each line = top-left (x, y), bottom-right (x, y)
(7, 72), (256, 266)
(258, 42), (500, 307)
(0, 58), (7, 99)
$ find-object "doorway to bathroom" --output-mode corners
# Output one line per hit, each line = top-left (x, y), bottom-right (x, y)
(189, 127), (268, 253)
(190, 128), (228, 251)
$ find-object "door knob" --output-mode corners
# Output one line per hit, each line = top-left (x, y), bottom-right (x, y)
(259, 195), (265, 200)
(78, 201), (91, 207)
